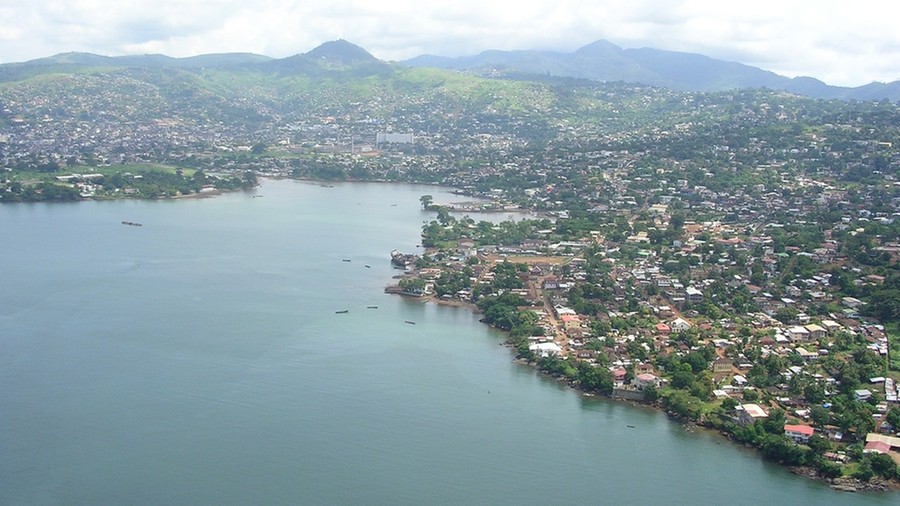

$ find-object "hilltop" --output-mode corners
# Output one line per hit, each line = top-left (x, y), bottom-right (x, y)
(305, 39), (379, 63)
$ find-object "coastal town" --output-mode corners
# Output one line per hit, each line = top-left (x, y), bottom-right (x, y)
(383, 163), (899, 489)
(1, 55), (899, 490)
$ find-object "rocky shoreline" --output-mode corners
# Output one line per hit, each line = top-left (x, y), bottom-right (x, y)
(790, 466), (899, 493)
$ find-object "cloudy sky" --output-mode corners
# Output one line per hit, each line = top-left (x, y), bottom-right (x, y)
(0, 0), (897, 87)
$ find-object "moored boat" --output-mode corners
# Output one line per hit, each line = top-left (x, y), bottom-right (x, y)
(390, 249), (418, 269)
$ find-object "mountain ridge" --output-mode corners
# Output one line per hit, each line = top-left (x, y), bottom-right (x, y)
(403, 40), (900, 101)
(1, 39), (897, 101)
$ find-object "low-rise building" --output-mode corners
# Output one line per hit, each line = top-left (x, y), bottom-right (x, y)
(670, 317), (692, 332)
(634, 373), (660, 390)
(804, 324), (826, 341)
(686, 286), (703, 303)
(712, 358), (733, 373)
(529, 342), (562, 357)
(738, 403), (768, 425)
(787, 326), (810, 342)
(784, 424), (815, 443)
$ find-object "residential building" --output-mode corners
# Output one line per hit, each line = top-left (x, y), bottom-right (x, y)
(738, 403), (768, 425)
(784, 424), (815, 443)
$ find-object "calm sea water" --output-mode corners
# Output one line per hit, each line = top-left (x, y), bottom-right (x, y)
(0, 179), (892, 505)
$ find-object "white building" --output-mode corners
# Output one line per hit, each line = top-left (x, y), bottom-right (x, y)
(529, 342), (562, 357)
(376, 132), (414, 144)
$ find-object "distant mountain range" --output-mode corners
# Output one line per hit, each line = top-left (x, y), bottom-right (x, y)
(405, 40), (900, 101)
(1, 39), (898, 101)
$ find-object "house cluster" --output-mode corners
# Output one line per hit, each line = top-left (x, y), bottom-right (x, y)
(5, 56), (898, 482)
(392, 155), (896, 461)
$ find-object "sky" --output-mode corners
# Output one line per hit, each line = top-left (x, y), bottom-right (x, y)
(0, 0), (897, 87)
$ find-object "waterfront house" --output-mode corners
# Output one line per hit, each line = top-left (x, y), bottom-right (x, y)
(635, 373), (660, 390)
(784, 424), (815, 443)
(737, 403), (768, 425)
(612, 368), (627, 386)
(529, 342), (562, 357)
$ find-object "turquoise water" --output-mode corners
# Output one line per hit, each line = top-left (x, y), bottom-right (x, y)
(0, 179), (890, 504)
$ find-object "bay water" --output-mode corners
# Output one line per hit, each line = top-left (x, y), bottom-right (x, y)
(0, 179), (891, 504)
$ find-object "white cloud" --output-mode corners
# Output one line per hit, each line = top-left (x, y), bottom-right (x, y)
(1, 0), (898, 86)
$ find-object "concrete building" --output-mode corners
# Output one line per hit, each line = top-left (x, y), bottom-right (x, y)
(376, 132), (414, 145)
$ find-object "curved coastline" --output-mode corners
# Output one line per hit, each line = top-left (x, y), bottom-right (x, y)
(388, 259), (900, 494)
(10, 173), (895, 494)
(125, 177), (900, 494)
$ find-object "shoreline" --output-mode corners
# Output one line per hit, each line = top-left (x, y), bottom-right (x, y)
(15, 175), (896, 493)
(391, 288), (900, 494)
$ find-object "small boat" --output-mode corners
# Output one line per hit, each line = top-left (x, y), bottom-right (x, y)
(342, 259), (351, 262)
(404, 320), (416, 325)
(367, 306), (378, 309)
(626, 425), (636, 428)
(335, 310), (349, 314)
(252, 195), (263, 198)
(121, 221), (142, 227)
(365, 265), (371, 268)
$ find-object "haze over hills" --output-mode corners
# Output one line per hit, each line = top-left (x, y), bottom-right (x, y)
(0, 40), (384, 83)
(404, 40), (900, 101)
(0, 39), (898, 101)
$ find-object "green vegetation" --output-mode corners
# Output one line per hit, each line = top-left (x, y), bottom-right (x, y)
(0, 164), (255, 202)
(398, 277), (426, 295)
(890, 323), (900, 373)
(3, 47), (900, 489)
